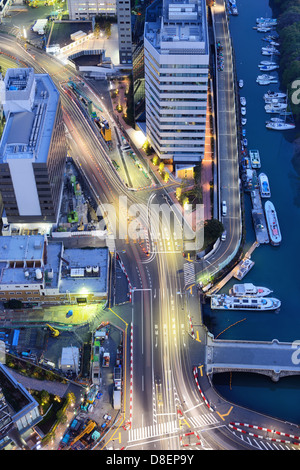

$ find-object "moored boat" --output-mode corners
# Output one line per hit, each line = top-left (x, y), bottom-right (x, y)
(264, 90), (287, 100)
(239, 79), (244, 88)
(240, 96), (246, 106)
(241, 117), (247, 125)
(257, 79), (278, 85)
(249, 149), (261, 168)
(258, 172), (271, 198)
(258, 64), (279, 72)
(234, 258), (254, 280)
(230, 283), (273, 297)
(264, 200), (282, 245)
(241, 106), (246, 116)
(211, 294), (281, 311)
(265, 102), (287, 113)
(266, 120), (295, 130)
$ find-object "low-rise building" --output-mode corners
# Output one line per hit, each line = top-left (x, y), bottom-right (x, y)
(0, 364), (42, 450)
(0, 234), (109, 305)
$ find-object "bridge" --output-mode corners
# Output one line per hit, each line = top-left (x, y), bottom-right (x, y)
(206, 335), (300, 382)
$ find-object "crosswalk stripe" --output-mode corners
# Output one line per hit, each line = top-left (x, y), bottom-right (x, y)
(128, 420), (179, 442)
(183, 262), (195, 286)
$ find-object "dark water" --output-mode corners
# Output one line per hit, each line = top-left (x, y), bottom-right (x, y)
(208, 0), (300, 424)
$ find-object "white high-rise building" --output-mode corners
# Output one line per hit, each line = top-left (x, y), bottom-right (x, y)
(144, 0), (209, 172)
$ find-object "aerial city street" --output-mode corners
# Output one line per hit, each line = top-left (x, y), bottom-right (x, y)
(0, 0), (299, 454)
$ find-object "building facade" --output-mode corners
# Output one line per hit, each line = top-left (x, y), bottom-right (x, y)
(67, 0), (116, 20)
(0, 68), (66, 225)
(144, 0), (209, 172)
(116, 0), (132, 65)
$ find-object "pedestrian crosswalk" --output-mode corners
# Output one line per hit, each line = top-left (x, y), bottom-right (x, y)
(183, 262), (195, 286)
(128, 420), (179, 442)
(187, 413), (219, 428)
(128, 413), (220, 443)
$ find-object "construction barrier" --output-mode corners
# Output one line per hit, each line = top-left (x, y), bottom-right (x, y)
(193, 367), (213, 411)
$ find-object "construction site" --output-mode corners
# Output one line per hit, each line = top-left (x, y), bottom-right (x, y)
(58, 322), (124, 450)
(0, 318), (124, 450)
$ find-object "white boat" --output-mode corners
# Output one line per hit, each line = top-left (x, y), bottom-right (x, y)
(240, 96), (246, 106)
(257, 79), (278, 85)
(211, 294), (281, 311)
(260, 61), (277, 65)
(256, 17), (277, 25)
(230, 283), (273, 297)
(264, 200), (282, 246)
(241, 118), (247, 125)
(259, 65), (279, 72)
(241, 107), (246, 116)
(257, 75), (276, 81)
(258, 172), (271, 198)
(266, 120), (296, 130)
(265, 103), (287, 113)
(262, 46), (279, 52)
(256, 27), (272, 33)
(264, 97), (285, 104)
(234, 258), (254, 280)
(264, 90), (287, 100)
(239, 79), (244, 88)
(262, 50), (279, 56)
(249, 149), (261, 168)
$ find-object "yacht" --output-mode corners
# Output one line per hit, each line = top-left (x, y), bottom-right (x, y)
(260, 61), (277, 65)
(259, 64), (279, 72)
(240, 96), (246, 106)
(256, 17), (277, 26)
(234, 258), (254, 280)
(264, 90), (286, 100)
(239, 79), (244, 88)
(241, 107), (246, 116)
(265, 102), (287, 113)
(262, 49), (280, 56)
(257, 75), (276, 81)
(241, 118), (247, 126)
(266, 119), (296, 130)
(258, 172), (271, 198)
(230, 283), (273, 297)
(257, 78), (278, 85)
(265, 200), (282, 246)
(249, 149), (261, 168)
(255, 27), (272, 33)
(264, 97), (286, 104)
(211, 294), (281, 311)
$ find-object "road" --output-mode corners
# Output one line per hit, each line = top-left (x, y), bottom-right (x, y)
(1, 22), (299, 451)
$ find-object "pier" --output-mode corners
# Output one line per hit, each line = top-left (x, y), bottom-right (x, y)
(251, 189), (269, 244)
(205, 241), (259, 295)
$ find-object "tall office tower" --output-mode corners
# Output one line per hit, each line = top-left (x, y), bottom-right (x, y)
(67, 0), (116, 20)
(0, 68), (66, 224)
(144, 0), (209, 173)
(116, 0), (132, 65)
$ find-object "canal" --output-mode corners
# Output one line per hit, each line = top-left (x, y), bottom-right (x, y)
(206, 0), (300, 424)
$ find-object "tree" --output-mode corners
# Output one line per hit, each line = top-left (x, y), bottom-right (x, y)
(204, 218), (224, 246)
(158, 162), (165, 173)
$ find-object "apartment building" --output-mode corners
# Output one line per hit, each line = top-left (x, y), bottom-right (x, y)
(144, 0), (209, 172)
(0, 68), (66, 225)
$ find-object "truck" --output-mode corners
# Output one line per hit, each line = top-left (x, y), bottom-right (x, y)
(102, 352), (110, 367)
(113, 388), (121, 410)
